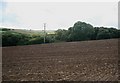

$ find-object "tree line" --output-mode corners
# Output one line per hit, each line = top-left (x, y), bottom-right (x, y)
(55, 21), (120, 41)
(2, 21), (120, 47)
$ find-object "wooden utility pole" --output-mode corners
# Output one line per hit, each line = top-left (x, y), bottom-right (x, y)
(43, 23), (46, 43)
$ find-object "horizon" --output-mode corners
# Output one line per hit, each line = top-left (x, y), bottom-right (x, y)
(0, 20), (118, 30)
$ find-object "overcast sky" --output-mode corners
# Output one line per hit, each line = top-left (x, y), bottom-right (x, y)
(0, 1), (118, 30)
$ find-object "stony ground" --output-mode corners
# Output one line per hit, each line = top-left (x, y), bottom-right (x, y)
(2, 39), (119, 81)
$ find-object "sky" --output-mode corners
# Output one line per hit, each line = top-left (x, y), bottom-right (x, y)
(0, 0), (118, 30)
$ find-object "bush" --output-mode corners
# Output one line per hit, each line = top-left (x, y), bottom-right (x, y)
(2, 31), (30, 46)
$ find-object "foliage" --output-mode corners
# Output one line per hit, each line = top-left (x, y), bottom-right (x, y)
(2, 31), (30, 46)
(96, 28), (111, 39)
(2, 21), (120, 47)
(55, 29), (68, 41)
(67, 21), (94, 41)
(55, 22), (120, 42)
(0, 28), (11, 31)
(93, 27), (119, 40)
(2, 30), (55, 47)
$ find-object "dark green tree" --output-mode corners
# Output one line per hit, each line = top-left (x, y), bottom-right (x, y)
(55, 29), (68, 41)
(96, 28), (111, 39)
(67, 21), (94, 41)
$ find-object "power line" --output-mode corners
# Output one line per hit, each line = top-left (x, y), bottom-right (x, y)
(43, 23), (46, 44)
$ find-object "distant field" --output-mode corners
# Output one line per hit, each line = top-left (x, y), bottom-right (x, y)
(11, 29), (55, 36)
(2, 39), (119, 81)
(0, 28), (55, 36)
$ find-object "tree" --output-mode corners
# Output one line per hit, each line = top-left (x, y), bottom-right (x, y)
(67, 21), (94, 41)
(118, 29), (120, 38)
(55, 29), (68, 41)
(96, 28), (111, 39)
(108, 28), (118, 38)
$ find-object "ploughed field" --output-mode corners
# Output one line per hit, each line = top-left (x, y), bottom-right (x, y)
(2, 39), (119, 81)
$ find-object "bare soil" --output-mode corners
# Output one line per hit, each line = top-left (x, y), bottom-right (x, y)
(2, 39), (119, 81)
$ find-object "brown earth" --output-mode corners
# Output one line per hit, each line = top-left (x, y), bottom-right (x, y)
(2, 39), (119, 81)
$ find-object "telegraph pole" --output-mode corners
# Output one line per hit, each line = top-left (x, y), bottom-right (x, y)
(43, 23), (46, 43)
